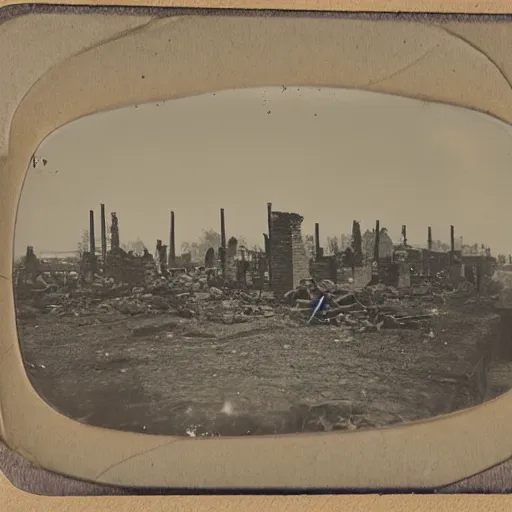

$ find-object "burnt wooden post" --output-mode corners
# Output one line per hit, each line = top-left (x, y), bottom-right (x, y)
(374, 220), (380, 262)
(402, 224), (407, 247)
(267, 202), (273, 287)
(220, 208), (227, 279)
(427, 226), (433, 277)
(450, 225), (455, 264)
(89, 209), (97, 274)
(169, 210), (176, 267)
(100, 204), (107, 265)
(372, 220), (380, 285)
(314, 223), (321, 260)
(89, 210), (96, 256)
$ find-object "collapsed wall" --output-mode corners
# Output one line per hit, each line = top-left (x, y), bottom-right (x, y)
(310, 256), (337, 282)
(270, 211), (311, 296)
(104, 249), (145, 285)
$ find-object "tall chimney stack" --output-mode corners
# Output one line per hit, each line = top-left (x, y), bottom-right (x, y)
(374, 220), (380, 262)
(267, 202), (273, 287)
(169, 211), (176, 267)
(89, 210), (96, 255)
(100, 204), (107, 264)
(402, 224), (407, 247)
(220, 208), (226, 279)
(315, 223), (321, 260)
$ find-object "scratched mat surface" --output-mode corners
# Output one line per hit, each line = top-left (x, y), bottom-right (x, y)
(1, 440), (511, 495)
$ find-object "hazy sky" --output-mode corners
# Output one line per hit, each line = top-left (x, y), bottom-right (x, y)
(14, 86), (512, 258)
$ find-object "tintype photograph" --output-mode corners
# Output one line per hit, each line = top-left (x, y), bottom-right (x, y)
(12, 86), (512, 437)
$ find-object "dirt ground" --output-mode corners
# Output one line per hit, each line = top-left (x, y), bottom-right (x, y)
(16, 294), (502, 437)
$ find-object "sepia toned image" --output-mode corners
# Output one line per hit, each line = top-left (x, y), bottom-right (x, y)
(12, 85), (512, 438)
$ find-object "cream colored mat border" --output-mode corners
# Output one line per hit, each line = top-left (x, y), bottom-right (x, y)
(1, 5), (512, 493)
(2, 0), (512, 13)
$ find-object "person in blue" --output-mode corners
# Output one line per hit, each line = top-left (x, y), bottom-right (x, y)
(310, 284), (330, 322)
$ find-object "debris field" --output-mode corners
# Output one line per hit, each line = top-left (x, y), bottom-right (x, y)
(16, 269), (502, 437)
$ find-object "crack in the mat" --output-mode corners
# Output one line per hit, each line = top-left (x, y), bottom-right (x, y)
(0, 344), (13, 363)
(360, 24), (512, 96)
(7, 14), (178, 156)
(434, 24), (512, 92)
(363, 46), (438, 88)
(95, 438), (182, 481)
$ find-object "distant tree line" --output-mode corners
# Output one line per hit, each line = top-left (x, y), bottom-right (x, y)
(303, 222), (502, 264)
(76, 223), (509, 267)
(76, 228), (263, 264)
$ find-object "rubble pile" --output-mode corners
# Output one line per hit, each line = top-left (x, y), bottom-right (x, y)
(284, 279), (442, 332)
(15, 259), (491, 334)
(14, 266), (279, 324)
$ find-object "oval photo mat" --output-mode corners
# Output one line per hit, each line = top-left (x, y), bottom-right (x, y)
(13, 86), (512, 439)
(2, 4), (512, 492)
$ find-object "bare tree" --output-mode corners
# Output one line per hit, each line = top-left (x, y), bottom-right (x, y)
(181, 229), (248, 263)
(431, 240), (451, 252)
(340, 233), (351, 250)
(77, 229), (89, 258)
(179, 230), (265, 263)
(122, 237), (146, 255)
(361, 227), (393, 261)
(303, 234), (315, 259)
(325, 236), (340, 256)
